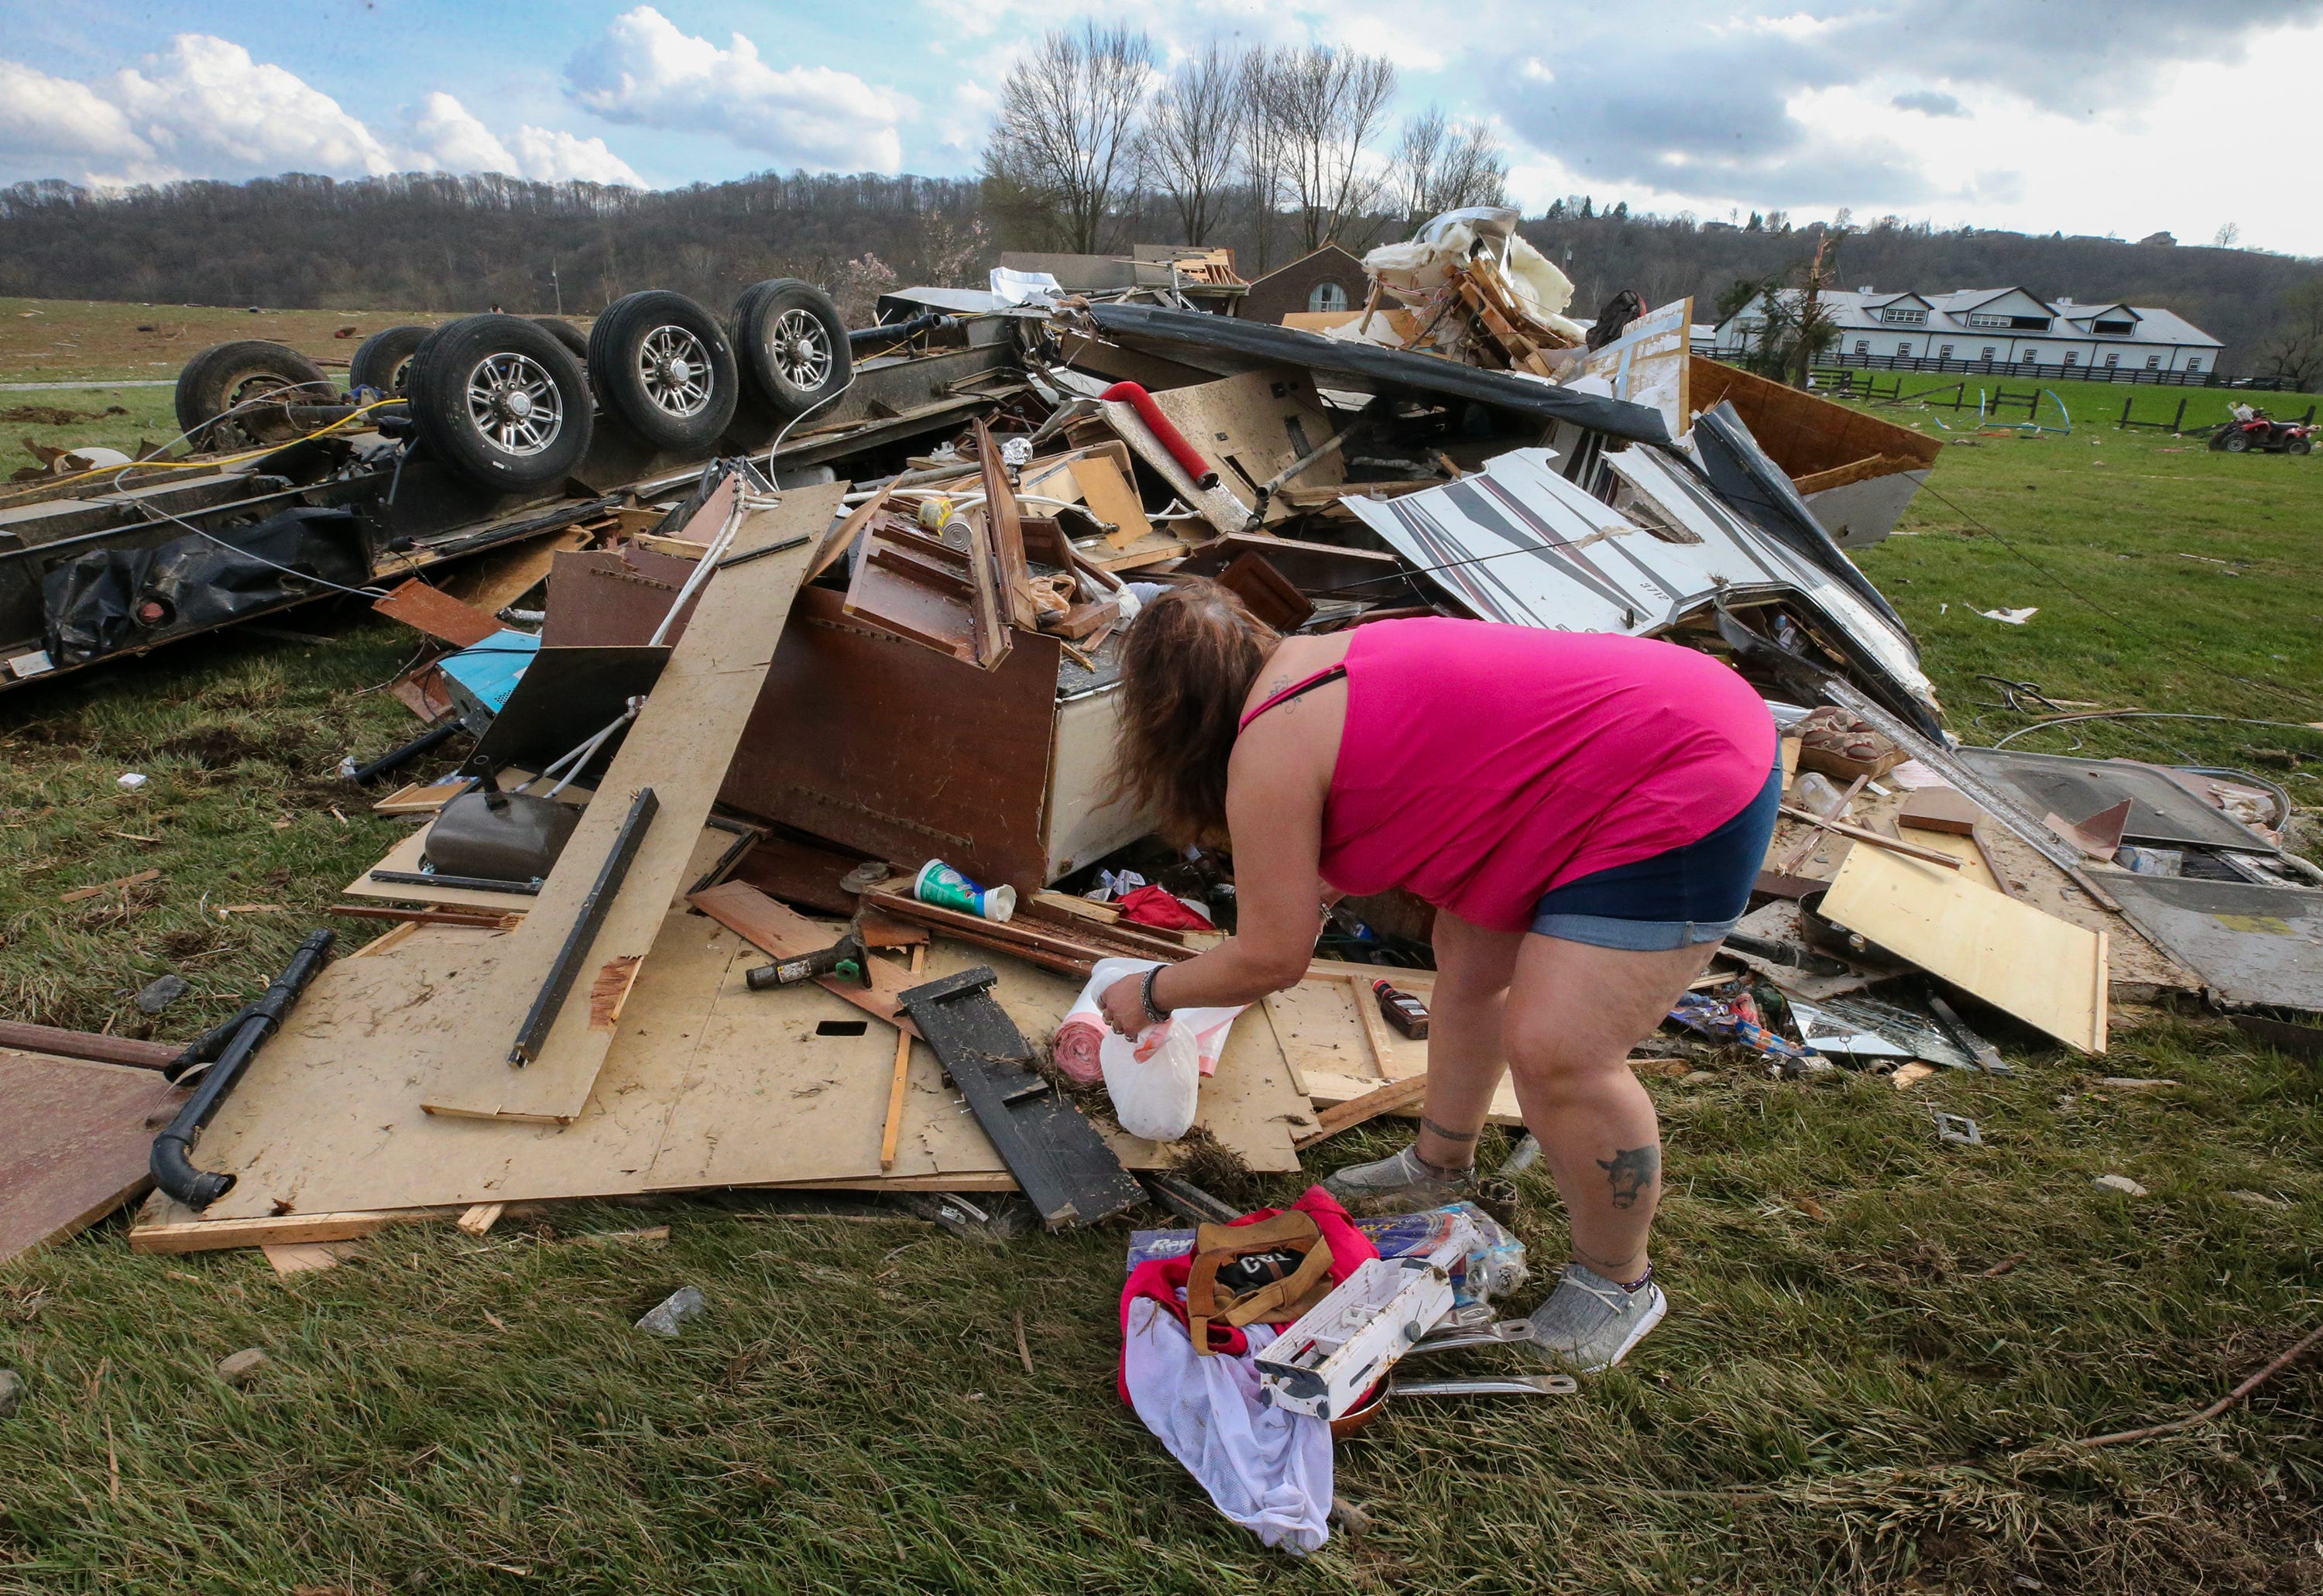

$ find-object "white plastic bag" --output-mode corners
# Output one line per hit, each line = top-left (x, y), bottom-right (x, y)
(1103, 1020), (1202, 1142)
(1055, 957), (1247, 1140)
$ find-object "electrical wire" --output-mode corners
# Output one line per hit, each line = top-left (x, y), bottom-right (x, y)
(1990, 710), (2323, 750)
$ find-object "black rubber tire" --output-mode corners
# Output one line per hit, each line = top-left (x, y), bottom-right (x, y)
(2223, 431), (2252, 452)
(404, 314), (592, 493)
(348, 324), (431, 397)
(2290, 438), (2313, 455)
(586, 290), (738, 454)
(173, 340), (335, 450)
(729, 278), (851, 418)
(534, 317), (591, 362)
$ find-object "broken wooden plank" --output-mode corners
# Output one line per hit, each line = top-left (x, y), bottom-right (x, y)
(1296, 1074), (1430, 1145)
(897, 966), (1144, 1230)
(688, 880), (922, 1038)
(1069, 455), (1154, 548)
(421, 479), (846, 1124)
(372, 578), (505, 649)
(0, 1023), (176, 1070)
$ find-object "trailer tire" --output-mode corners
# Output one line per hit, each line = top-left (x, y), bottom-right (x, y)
(348, 324), (431, 398)
(534, 317), (591, 362)
(586, 290), (737, 454)
(173, 341), (335, 451)
(405, 314), (592, 493)
(730, 279), (851, 419)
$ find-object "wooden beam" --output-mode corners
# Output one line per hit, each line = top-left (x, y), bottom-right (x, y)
(0, 1022), (177, 1071)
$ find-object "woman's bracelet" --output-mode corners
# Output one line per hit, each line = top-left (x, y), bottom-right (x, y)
(1141, 965), (1171, 1026)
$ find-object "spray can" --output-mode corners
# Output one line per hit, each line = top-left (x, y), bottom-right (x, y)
(913, 859), (1017, 922)
(1373, 979), (1430, 1040)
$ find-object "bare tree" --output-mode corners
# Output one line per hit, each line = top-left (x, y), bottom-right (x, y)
(1392, 108), (1508, 230)
(982, 23), (1154, 255)
(2255, 277), (2323, 392)
(1249, 46), (1397, 255)
(1147, 41), (1241, 246)
(1236, 49), (1291, 273)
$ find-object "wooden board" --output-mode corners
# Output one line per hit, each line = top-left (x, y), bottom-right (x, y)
(422, 479), (845, 1123)
(1688, 357), (1942, 479)
(438, 525), (594, 613)
(372, 578), (503, 648)
(1067, 456), (1153, 548)
(0, 1021), (174, 1069)
(1146, 367), (1344, 527)
(1818, 843), (2108, 1052)
(0, 1052), (181, 1261)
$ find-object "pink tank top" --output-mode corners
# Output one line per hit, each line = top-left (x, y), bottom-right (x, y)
(1254, 619), (1776, 934)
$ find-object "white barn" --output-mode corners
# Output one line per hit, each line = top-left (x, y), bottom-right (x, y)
(1713, 287), (2223, 376)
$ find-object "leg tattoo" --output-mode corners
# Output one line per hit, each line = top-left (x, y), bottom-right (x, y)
(1419, 1117), (1479, 1145)
(1597, 1145), (1661, 1210)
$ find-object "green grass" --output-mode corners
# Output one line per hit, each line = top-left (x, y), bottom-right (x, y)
(1817, 371), (2318, 438)
(2, 417), (2321, 1593)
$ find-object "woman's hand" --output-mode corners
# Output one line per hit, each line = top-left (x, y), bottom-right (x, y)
(1099, 973), (1151, 1038)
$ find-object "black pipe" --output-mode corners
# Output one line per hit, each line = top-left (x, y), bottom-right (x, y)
(369, 868), (540, 895)
(346, 719), (465, 784)
(847, 314), (956, 354)
(151, 928), (336, 1207)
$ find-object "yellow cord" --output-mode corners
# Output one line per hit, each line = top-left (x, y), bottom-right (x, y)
(39, 394), (406, 488)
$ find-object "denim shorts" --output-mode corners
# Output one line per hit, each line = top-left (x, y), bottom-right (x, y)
(1529, 764), (1784, 952)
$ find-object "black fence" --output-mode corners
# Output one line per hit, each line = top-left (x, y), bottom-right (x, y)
(1791, 366), (2318, 433)
(1697, 348), (2273, 389)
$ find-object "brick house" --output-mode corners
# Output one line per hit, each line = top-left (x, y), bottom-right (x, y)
(1238, 245), (1367, 324)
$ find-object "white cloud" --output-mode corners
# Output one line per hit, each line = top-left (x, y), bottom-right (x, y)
(0, 35), (643, 190)
(565, 6), (908, 173)
(0, 59), (151, 163)
(105, 34), (397, 183)
(406, 91), (645, 187)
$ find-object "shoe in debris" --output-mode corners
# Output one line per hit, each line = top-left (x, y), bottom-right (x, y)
(1526, 1262), (1667, 1374)
(1320, 1143), (1477, 1215)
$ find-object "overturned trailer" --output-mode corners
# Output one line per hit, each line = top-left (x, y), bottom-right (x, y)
(0, 282), (1023, 691)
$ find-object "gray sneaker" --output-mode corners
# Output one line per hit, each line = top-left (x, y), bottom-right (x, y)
(1527, 1262), (1668, 1373)
(1320, 1143), (1477, 1215)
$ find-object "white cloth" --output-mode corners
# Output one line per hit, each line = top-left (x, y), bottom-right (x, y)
(1121, 1298), (1332, 1553)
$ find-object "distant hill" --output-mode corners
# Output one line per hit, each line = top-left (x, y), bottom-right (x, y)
(1, 170), (2312, 368)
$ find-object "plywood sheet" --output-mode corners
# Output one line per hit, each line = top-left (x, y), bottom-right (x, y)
(0, 1052), (181, 1261)
(438, 526), (594, 614)
(423, 480), (846, 1123)
(1818, 843), (2108, 1052)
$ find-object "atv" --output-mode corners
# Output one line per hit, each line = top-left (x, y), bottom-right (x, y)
(2210, 407), (2315, 454)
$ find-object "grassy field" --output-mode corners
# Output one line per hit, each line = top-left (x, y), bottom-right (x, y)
(1814, 367), (2320, 438)
(0, 355), (2319, 1593)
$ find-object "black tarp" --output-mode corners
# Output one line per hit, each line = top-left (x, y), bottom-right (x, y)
(42, 505), (368, 665)
(1082, 303), (1674, 445)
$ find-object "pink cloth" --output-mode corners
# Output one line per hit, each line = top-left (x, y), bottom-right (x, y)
(1309, 619), (1776, 934)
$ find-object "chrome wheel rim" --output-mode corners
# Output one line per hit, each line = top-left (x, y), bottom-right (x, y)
(465, 351), (562, 455)
(770, 307), (832, 390)
(637, 324), (712, 417)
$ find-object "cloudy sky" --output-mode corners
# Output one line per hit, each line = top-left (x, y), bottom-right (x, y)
(2, 0), (2320, 252)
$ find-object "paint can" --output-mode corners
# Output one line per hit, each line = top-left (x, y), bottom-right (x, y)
(913, 859), (1017, 922)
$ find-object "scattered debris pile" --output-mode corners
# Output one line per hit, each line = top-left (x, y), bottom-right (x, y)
(7, 215), (2321, 1552)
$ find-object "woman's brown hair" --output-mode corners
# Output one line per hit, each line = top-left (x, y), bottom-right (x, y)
(1107, 578), (1280, 846)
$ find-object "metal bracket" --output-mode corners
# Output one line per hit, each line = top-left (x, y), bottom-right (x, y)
(509, 786), (657, 1065)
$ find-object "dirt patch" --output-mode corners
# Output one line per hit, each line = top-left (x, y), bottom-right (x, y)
(1, 404), (128, 425)
(160, 724), (273, 769)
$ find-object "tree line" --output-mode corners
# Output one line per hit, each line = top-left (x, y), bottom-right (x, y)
(2, 116), (2319, 381)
